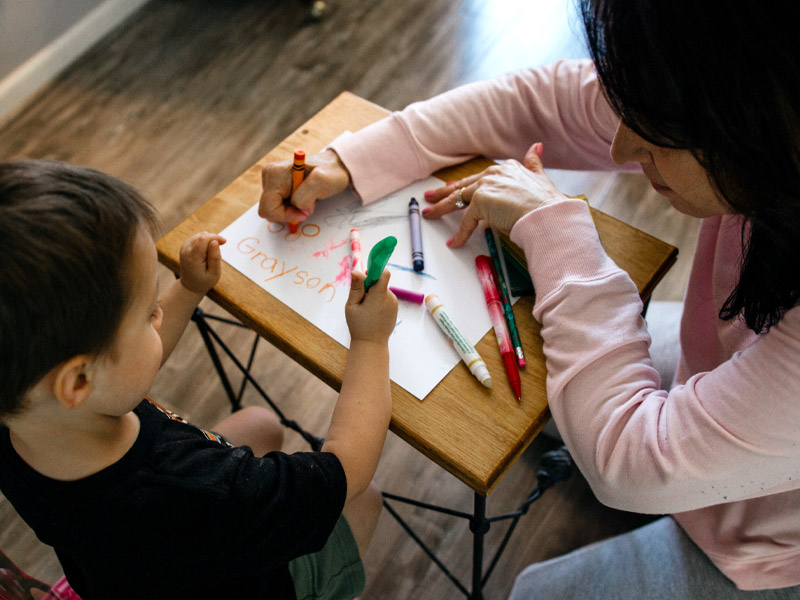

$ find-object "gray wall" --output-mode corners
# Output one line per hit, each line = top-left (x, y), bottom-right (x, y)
(0, 0), (105, 80)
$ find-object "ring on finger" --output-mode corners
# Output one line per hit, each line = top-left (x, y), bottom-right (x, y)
(455, 188), (467, 209)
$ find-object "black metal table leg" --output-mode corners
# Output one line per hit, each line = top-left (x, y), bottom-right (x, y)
(381, 446), (573, 598)
(470, 493), (489, 599)
(191, 306), (324, 450)
(192, 308), (241, 411)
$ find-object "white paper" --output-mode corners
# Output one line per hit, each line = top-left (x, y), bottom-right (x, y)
(219, 177), (492, 400)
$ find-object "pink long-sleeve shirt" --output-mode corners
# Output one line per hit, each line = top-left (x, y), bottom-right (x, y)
(330, 59), (800, 590)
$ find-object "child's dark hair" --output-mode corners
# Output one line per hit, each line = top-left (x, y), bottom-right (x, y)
(581, 0), (800, 333)
(0, 160), (158, 419)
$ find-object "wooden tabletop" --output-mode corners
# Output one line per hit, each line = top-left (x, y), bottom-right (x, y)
(157, 91), (677, 496)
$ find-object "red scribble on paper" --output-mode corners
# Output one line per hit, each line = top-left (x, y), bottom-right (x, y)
(334, 254), (352, 286)
(312, 238), (347, 259)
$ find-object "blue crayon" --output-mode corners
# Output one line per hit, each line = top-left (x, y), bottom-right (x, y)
(408, 197), (424, 272)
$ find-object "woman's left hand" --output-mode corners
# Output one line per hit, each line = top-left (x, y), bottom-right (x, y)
(422, 143), (569, 247)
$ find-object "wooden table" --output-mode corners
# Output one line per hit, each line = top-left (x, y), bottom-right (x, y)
(158, 90), (676, 494)
(157, 91), (676, 598)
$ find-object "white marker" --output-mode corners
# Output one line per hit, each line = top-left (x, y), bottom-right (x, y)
(425, 294), (492, 389)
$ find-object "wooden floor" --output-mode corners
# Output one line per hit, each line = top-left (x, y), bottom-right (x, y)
(0, 0), (700, 597)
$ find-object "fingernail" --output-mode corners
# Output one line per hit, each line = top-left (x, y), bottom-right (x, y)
(299, 209), (311, 216)
(422, 207), (431, 215)
(446, 237), (454, 246)
(534, 142), (543, 157)
(424, 190), (435, 199)
(446, 181), (457, 186)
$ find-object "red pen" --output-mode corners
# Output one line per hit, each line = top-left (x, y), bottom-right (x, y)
(476, 255), (522, 400)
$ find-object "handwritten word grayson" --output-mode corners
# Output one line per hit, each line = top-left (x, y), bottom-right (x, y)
(236, 237), (337, 303)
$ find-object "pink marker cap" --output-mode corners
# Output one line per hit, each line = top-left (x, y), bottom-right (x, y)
(389, 286), (425, 304)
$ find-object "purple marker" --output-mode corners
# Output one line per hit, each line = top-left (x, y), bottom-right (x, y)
(390, 286), (425, 304)
(409, 197), (424, 272)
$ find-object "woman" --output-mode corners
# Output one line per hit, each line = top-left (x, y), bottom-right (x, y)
(259, 0), (800, 596)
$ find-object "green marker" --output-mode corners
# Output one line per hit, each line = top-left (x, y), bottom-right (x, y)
(364, 236), (397, 291)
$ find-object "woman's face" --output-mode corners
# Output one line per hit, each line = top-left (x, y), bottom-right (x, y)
(610, 122), (733, 218)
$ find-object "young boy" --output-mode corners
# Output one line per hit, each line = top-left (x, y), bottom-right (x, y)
(0, 160), (398, 599)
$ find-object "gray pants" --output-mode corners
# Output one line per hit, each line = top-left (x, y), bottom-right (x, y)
(508, 517), (800, 599)
(518, 304), (800, 599)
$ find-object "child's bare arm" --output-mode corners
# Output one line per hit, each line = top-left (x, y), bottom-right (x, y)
(322, 270), (398, 504)
(158, 232), (226, 365)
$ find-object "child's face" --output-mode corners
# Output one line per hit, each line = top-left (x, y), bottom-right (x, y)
(90, 226), (163, 415)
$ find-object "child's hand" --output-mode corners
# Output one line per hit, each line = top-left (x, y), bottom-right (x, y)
(345, 270), (398, 345)
(178, 232), (227, 294)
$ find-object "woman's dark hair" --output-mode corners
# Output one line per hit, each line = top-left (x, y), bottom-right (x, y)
(581, 0), (800, 333)
(0, 160), (158, 419)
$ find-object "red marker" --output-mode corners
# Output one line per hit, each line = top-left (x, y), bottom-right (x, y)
(476, 255), (522, 401)
(349, 228), (363, 273)
(288, 150), (306, 234)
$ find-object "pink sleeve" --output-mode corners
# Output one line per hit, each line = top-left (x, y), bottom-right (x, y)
(330, 59), (632, 204)
(510, 203), (800, 514)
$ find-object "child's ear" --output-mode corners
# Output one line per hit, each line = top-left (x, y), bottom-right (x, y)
(52, 356), (94, 410)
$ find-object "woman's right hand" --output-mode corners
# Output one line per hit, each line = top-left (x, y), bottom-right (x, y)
(258, 149), (352, 223)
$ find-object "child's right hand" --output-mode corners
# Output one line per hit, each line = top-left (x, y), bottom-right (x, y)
(345, 270), (398, 345)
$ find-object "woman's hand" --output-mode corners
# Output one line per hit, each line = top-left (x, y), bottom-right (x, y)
(422, 143), (568, 247)
(258, 149), (352, 223)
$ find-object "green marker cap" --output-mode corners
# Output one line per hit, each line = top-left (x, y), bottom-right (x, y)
(364, 235), (397, 290)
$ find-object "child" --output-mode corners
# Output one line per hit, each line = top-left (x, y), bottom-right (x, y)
(0, 160), (398, 600)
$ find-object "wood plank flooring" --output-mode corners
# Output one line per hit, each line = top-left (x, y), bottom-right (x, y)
(0, 0), (699, 597)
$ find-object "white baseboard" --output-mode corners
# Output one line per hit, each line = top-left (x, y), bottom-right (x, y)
(0, 0), (152, 126)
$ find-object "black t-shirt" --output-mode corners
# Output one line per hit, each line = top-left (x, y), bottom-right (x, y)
(0, 399), (347, 599)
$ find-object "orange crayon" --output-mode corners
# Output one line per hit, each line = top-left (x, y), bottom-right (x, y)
(288, 150), (306, 234)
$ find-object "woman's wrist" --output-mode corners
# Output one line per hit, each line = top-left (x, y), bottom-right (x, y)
(319, 149), (353, 190)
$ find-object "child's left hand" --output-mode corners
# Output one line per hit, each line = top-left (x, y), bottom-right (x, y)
(178, 232), (227, 294)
